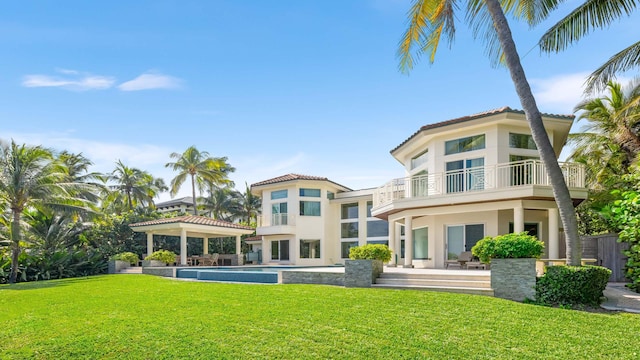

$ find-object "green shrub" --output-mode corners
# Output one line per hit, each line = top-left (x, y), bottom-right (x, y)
(349, 244), (392, 262)
(144, 250), (177, 265)
(110, 252), (139, 265)
(471, 232), (544, 263)
(535, 265), (612, 306)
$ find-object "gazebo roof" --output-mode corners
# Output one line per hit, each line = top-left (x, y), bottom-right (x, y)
(129, 215), (255, 237)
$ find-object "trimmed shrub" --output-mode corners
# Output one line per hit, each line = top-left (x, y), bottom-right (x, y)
(110, 252), (139, 265)
(144, 250), (177, 265)
(536, 265), (612, 306)
(472, 232), (544, 263)
(349, 244), (392, 262)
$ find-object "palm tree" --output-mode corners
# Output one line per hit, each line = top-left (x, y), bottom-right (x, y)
(165, 146), (235, 216)
(538, 0), (639, 92)
(399, 0), (582, 265)
(569, 80), (640, 186)
(199, 184), (237, 220)
(235, 182), (261, 225)
(0, 140), (91, 283)
(106, 160), (165, 212)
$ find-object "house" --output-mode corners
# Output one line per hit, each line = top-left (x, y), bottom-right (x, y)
(155, 197), (195, 214)
(250, 107), (588, 268)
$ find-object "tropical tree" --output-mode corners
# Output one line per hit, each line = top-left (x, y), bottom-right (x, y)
(23, 208), (90, 254)
(0, 140), (92, 283)
(399, 0), (582, 264)
(165, 146), (235, 216)
(235, 182), (261, 225)
(538, 0), (639, 92)
(199, 184), (237, 220)
(105, 160), (166, 212)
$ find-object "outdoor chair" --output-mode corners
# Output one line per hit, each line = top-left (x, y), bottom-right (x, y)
(457, 251), (474, 269)
(200, 253), (219, 266)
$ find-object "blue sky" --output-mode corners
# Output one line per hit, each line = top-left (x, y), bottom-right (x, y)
(2, 0), (639, 201)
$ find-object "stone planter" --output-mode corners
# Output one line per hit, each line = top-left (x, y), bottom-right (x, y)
(344, 259), (383, 288)
(141, 260), (167, 267)
(490, 258), (537, 302)
(108, 260), (130, 274)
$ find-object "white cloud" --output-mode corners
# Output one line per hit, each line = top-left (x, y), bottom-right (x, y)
(22, 69), (115, 91)
(530, 72), (591, 113)
(118, 72), (182, 91)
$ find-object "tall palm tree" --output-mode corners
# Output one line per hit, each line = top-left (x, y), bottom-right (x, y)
(0, 140), (91, 283)
(235, 182), (261, 225)
(165, 146), (235, 216)
(199, 184), (237, 220)
(538, 0), (639, 92)
(399, 0), (582, 265)
(107, 160), (165, 212)
(570, 80), (640, 186)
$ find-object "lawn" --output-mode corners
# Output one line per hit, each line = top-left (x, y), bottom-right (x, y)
(1, 275), (639, 359)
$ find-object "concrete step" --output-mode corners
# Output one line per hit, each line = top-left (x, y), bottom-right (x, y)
(375, 278), (491, 288)
(372, 283), (494, 296)
(118, 267), (142, 274)
(378, 272), (490, 282)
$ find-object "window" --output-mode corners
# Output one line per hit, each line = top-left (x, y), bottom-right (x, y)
(271, 202), (288, 225)
(341, 241), (358, 258)
(411, 170), (429, 197)
(413, 227), (429, 260)
(367, 220), (388, 237)
(445, 134), (485, 155)
(300, 188), (321, 197)
(367, 240), (388, 246)
(509, 223), (539, 239)
(341, 203), (358, 219)
(509, 133), (537, 150)
(271, 189), (288, 200)
(366, 201), (373, 217)
(300, 201), (321, 216)
(341, 223), (358, 238)
(327, 191), (335, 200)
(446, 157), (485, 193)
(509, 155), (540, 186)
(411, 149), (428, 169)
(300, 239), (320, 259)
(271, 240), (290, 261)
(446, 224), (484, 260)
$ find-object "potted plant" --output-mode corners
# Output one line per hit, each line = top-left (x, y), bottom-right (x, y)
(108, 252), (140, 273)
(345, 244), (392, 287)
(472, 232), (544, 301)
(142, 250), (177, 267)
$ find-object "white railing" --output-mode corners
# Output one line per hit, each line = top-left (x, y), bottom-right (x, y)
(373, 160), (585, 207)
(258, 213), (295, 227)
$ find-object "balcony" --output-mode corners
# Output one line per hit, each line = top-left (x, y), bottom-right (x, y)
(256, 213), (296, 236)
(372, 160), (586, 210)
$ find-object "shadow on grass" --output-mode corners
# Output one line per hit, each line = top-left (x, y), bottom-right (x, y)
(0, 275), (102, 291)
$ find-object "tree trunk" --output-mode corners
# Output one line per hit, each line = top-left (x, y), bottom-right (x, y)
(484, 0), (582, 265)
(9, 209), (21, 284)
(191, 174), (198, 216)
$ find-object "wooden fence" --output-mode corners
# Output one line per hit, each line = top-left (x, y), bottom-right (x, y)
(558, 233), (628, 282)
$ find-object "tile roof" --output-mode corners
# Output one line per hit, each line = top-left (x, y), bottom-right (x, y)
(155, 197), (194, 208)
(250, 173), (352, 190)
(129, 215), (254, 230)
(244, 236), (262, 242)
(391, 107), (574, 154)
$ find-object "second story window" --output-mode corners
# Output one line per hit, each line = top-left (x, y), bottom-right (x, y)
(509, 133), (537, 150)
(300, 188), (321, 197)
(411, 149), (428, 169)
(300, 201), (321, 216)
(271, 202), (288, 225)
(271, 189), (288, 200)
(445, 134), (485, 155)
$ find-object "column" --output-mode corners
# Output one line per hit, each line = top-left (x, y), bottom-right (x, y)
(404, 216), (413, 268)
(394, 223), (402, 266)
(203, 238), (209, 255)
(388, 220), (396, 266)
(146, 232), (153, 258)
(514, 206), (524, 233)
(180, 228), (187, 265)
(236, 235), (242, 255)
(548, 208), (559, 259)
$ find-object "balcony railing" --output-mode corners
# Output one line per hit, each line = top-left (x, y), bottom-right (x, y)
(373, 160), (585, 208)
(258, 213), (295, 227)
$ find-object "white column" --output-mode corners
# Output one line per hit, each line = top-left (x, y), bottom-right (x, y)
(404, 216), (413, 268)
(146, 232), (153, 258)
(180, 229), (187, 265)
(203, 238), (209, 255)
(394, 223), (402, 265)
(236, 235), (242, 255)
(514, 206), (524, 233)
(388, 220), (396, 266)
(548, 208), (559, 259)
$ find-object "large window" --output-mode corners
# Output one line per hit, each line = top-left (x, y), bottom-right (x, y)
(509, 222), (539, 239)
(271, 189), (288, 200)
(341, 241), (358, 258)
(271, 202), (288, 225)
(446, 224), (484, 260)
(446, 157), (485, 193)
(413, 227), (429, 260)
(341, 203), (358, 219)
(300, 201), (321, 216)
(411, 149), (428, 169)
(300, 239), (320, 259)
(341, 223), (358, 238)
(445, 134), (485, 155)
(299, 188), (321, 197)
(509, 133), (537, 150)
(271, 240), (290, 261)
(367, 221), (388, 237)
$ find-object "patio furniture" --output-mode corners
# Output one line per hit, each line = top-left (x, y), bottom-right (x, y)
(445, 260), (462, 269)
(465, 261), (487, 270)
(199, 253), (219, 266)
(457, 251), (474, 269)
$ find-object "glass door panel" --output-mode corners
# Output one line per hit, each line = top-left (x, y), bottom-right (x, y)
(447, 226), (464, 260)
(413, 227), (429, 259)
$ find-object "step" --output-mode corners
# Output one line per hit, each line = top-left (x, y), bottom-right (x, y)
(375, 278), (491, 288)
(372, 283), (494, 296)
(378, 272), (490, 281)
(118, 267), (143, 274)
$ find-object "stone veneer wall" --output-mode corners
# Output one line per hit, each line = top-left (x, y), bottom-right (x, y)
(142, 267), (176, 278)
(108, 260), (130, 274)
(280, 271), (344, 286)
(344, 259), (383, 288)
(490, 258), (536, 301)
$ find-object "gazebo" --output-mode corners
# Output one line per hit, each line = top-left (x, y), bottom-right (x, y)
(129, 215), (255, 265)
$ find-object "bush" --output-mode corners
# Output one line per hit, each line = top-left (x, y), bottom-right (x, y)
(535, 265), (611, 306)
(144, 250), (177, 265)
(110, 252), (139, 265)
(472, 232), (544, 263)
(349, 244), (392, 262)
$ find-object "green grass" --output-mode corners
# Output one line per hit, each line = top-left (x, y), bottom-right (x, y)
(1, 275), (639, 359)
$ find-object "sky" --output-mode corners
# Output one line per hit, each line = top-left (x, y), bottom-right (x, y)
(1, 0), (639, 202)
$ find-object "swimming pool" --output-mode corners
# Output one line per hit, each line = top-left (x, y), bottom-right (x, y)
(176, 265), (343, 283)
